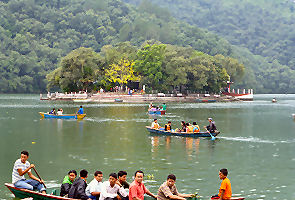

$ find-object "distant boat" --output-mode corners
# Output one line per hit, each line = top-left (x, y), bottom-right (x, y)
(148, 110), (166, 115)
(72, 99), (92, 103)
(146, 126), (220, 138)
(114, 98), (123, 102)
(39, 112), (86, 119)
(222, 81), (253, 101)
(272, 98), (277, 103)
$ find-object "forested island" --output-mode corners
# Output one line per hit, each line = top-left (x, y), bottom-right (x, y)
(1, 0), (295, 93)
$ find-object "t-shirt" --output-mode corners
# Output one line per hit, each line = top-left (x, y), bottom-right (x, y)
(151, 122), (160, 129)
(85, 178), (103, 196)
(162, 104), (167, 110)
(157, 182), (178, 200)
(99, 181), (127, 200)
(77, 108), (84, 114)
(129, 181), (147, 200)
(218, 177), (232, 199)
(12, 159), (31, 184)
(57, 111), (63, 115)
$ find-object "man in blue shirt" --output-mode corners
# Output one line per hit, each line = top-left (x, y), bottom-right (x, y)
(77, 106), (84, 114)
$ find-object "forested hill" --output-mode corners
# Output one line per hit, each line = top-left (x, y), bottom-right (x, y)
(1, 0), (295, 93)
(0, 0), (235, 93)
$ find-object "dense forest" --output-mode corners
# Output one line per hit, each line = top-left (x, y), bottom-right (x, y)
(123, 0), (295, 93)
(1, 0), (295, 93)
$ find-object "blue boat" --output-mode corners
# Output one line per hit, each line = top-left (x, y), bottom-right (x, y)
(148, 110), (166, 115)
(39, 112), (86, 119)
(146, 126), (220, 138)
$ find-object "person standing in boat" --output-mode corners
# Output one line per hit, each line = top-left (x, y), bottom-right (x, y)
(12, 151), (46, 194)
(68, 169), (90, 200)
(60, 170), (77, 197)
(157, 174), (193, 200)
(77, 105), (84, 114)
(161, 103), (167, 111)
(204, 118), (217, 133)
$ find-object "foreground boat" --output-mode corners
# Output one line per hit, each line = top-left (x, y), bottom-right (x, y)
(5, 183), (70, 200)
(39, 112), (86, 119)
(146, 126), (220, 138)
(5, 183), (200, 200)
(148, 110), (166, 115)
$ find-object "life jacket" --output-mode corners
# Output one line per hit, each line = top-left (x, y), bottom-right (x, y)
(152, 122), (160, 129)
(165, 124), (171, 131)
(187, 126), (194, 133)
(193, 125), (200, 133)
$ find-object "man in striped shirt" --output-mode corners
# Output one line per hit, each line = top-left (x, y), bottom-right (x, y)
(157, 174), (192, 200)
(12, 151), (46, 193)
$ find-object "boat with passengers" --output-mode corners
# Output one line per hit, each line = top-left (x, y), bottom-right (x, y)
(39, 112), (86, 119)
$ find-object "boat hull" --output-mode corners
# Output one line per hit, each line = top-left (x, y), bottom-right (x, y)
(5, 183), (71, 200)
(146, 126), (220, 138)
(196, 99), (217, 103)
(223, 92), (253, 101)
(39, 112), (86, 119)
(148, 110), (166, 115)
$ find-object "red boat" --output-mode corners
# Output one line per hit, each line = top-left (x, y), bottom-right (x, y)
(222, 81), (253, 101)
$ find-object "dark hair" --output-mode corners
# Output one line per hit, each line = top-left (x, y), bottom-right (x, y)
(167, 174), (176, 181)
(68, 170), (77, 176)
(80, 106), (83, 108)
(220, 168), (228, 176)
(134, 170), (144, 177)
(53, 108), (55, 110)
(181, 121), (185, 125)
(80, 169), (88, 178)
(154, 119), (157, 121)
(168, 121), (171, 123)
(21, 151), (29, 156)
(193, 122), (197, 125)
(118, 171), (127, 177)
(109, 173), (117, 179)
(186, 123), (190, 126)
(94, 171), (103, 176)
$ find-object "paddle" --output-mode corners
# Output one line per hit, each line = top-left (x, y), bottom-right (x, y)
(208, 132), (216, 140)
(32, 167), (46, 188)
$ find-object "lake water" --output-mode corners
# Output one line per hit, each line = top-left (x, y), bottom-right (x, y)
(0, 94), (294, 200)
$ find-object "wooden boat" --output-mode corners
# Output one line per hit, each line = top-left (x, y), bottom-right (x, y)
(148, 110), (166, 115)
(5, 183), (199, 200)
(5, 183), (70, 200)
(39, 112), (86, 119)
(146, 126), (220, 138)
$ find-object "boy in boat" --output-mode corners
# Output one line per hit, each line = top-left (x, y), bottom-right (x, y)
(151, 119), (161, 129)
(129, 170), (157, 200)
(99, 173), (127, 200)
(117, 171), (129, 200)
(211, 168), (232, 200)
(60, 170), (77, 197)
(77, 105), (84, 114)
(68, 169), (90, 200)
(204, 118), (217, 133)
(165, 121), (172, 132)
(86, 171), (103, 200)
(12, 151), (46, 194)
(157, 174), (192, 200)
(49, 108), (56, 115)
(192, 122), (200, 133)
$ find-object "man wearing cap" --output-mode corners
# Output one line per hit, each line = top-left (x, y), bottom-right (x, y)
(204, 118), (217, 133)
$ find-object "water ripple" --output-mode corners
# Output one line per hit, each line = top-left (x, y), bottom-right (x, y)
(219, 136), (295, 144)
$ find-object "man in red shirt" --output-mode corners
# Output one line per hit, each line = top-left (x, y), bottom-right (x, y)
(129, 170), (157, 200)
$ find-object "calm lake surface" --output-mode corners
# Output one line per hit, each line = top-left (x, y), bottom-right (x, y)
(0, 94), (294, 200)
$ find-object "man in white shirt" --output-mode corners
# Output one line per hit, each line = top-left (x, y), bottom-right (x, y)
(99, 173), (127, 200)
(12, 151), (46, 193)
(86, 171), (103, 200)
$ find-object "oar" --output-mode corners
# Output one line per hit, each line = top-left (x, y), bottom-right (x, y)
(208, 131), (216, 140)
(32, 167), (47, 188)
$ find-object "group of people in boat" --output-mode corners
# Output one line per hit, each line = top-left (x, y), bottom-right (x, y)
(151, 118), (217, 133)
(148, 103), (167, 111)
(12, 151), (233, 200)
(48, 106), (84, 115)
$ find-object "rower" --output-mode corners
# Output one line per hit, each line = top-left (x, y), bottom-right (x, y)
(151, 119), (160, 129)
(161, 103), (167, 111)
(12, 151), (46, 194)
(77, 105), (84, 114)
(204, 118), (217, 133)
(165, 121), (172, 132)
